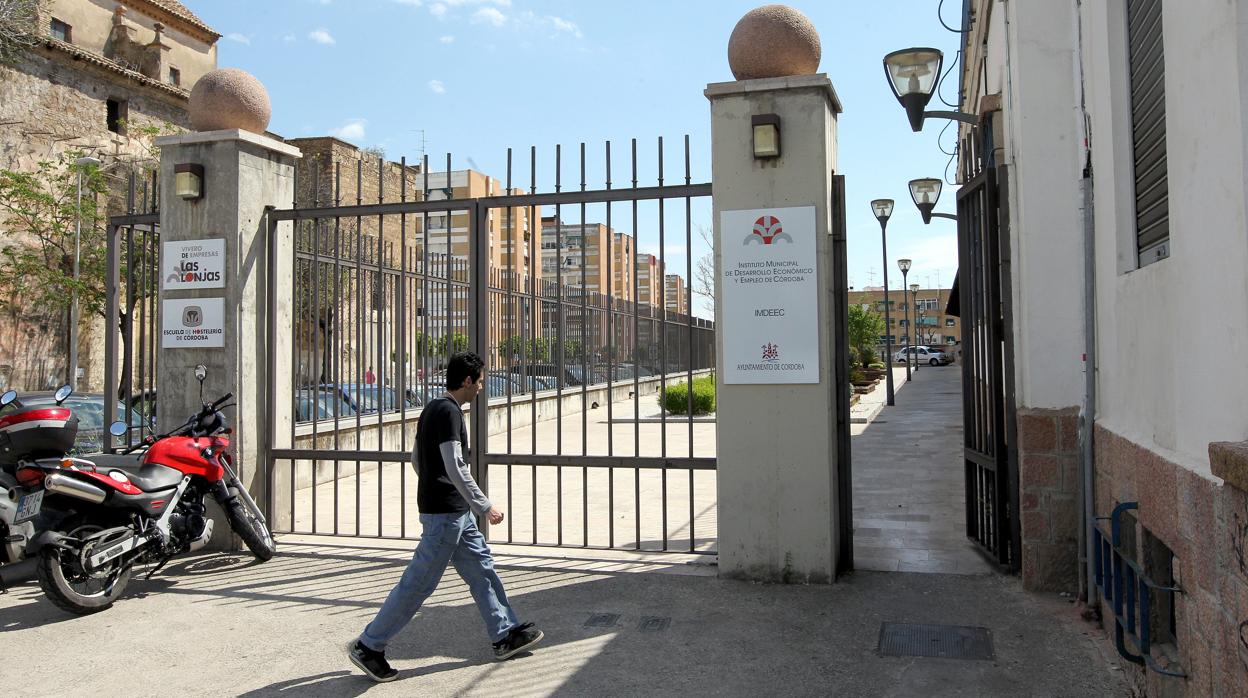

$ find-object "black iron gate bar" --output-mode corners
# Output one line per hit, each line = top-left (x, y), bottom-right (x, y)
(103, 172), (162, 448)
(265, 138), (716, 555)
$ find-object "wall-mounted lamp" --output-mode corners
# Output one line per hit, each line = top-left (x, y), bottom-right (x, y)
(751, 113), (781, 159)
(174, 163), (204, 200)
(883, 47), (978, 132)
(908, 177), (958, 223)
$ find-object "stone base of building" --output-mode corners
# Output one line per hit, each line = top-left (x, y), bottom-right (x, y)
(1093, 425), (1248, 696)
(1018, 407), (1081, 593)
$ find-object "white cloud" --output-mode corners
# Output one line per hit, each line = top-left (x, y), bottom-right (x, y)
(282, 34), (296, 43)
(307, 29), (335, 45)
(446, 0), (509, 5)
(429, 3), (447, 17)
(392, 0), (422, 5)
(550, 16), (581, 38)
(439, 35), (455, 43)
(329, 118), (367, 142)
(471, 7), (506, 26)
(427, 80), (446, 94)
(225, 33), (251, 45)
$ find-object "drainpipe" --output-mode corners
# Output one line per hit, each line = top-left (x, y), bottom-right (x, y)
(1074, 0), (1099, 607)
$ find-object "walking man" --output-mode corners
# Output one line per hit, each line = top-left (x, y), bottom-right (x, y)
(347, 351), (543, 682)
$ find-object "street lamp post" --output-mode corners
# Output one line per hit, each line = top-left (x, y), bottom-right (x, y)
(871, 199), (896, 406)
(883, 48), (979, 132)
(910, 283), (921, 374)
(898, 258), (912, 382)
(70, 155), (101, 391)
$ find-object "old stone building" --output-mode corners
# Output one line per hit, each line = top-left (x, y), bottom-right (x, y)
(0, 0), (218, 392)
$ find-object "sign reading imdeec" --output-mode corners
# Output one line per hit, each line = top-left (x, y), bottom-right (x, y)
(720, 206), (819, 384)
(161, 297), (225, 348)
(162, 239), (225, 290)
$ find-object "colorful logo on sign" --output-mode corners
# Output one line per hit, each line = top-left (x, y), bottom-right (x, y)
(745, 215), (792, 245)
(761, 342), (779, 362)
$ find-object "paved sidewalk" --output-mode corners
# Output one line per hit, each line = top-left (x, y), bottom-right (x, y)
(851, 364), (996, 574)
(0, 539), (1127, 697)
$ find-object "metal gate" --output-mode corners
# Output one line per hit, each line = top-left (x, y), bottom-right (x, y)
(956, 116), (1020, 571)
(266, 137), (717, 554)
(102, 175), (161, 439)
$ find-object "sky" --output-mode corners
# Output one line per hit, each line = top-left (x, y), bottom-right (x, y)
(191, 0), (965, 318)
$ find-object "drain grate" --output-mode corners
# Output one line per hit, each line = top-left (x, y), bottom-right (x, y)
(638, 616), (671, 633)
(877, 622), (994, 660)
(583, 613), (620, 629)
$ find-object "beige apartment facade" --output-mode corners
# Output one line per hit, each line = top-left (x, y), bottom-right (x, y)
(664, 274), (688, 315)
(847, 287), (960, 350)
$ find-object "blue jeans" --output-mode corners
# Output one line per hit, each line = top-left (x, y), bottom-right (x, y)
(359, 511), (520, 652)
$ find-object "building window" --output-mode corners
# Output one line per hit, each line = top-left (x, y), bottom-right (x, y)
(50, 18), (71, 42)
(945, 336), (957, 344)
(106, 99), (127, 135)
(945, 318), (956, 327)
(1127, 0), (1169, 266)
(169, 67), (181, 86)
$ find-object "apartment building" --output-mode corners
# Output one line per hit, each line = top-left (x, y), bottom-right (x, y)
(664, 274), (688, 315)
(847, 287), (960, 348)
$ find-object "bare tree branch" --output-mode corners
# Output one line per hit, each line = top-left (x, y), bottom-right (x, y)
(0, 0), (39, 65)
(692, 224), (715, 316)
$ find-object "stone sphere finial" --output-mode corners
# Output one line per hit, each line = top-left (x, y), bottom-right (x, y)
(188, 68), (272, 134)
(727, 5), (821, 81)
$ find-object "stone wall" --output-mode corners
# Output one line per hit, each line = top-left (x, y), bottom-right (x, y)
(1094, 426), (1248, 696)
(0, 43), (190, 393)
(1017, 406), (1081, 592)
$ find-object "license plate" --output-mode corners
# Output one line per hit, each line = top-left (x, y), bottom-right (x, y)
(14, 490), (44, 524)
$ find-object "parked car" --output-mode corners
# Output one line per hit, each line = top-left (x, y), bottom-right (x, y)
(514, 363), (584, 388)
(0, 391), (146, 453)
(295, 386), (358, 422)
(893, 346), (953, 366)
(338, 383), (420, 415)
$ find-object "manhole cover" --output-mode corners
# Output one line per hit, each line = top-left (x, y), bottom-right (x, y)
(584, 613), (620, 628)
(877, 622), (994, 660)
(638, 616), (671, 633)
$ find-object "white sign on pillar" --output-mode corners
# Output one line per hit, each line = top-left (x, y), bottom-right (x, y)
(161, 239), (226, 290)
(720, 205), (819, 384)
(161, 297), (225, 348)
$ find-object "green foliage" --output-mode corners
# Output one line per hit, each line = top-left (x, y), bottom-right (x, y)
(849, 367), (866, 383)
(857, 345), (878, 370)
(847, 303), (886, 361)
(660, 375), (716, 415)
(0, 152), (110, 320)
(0, 0), (39, 66)
(437, 331), (469, 355)
(552, 338), (582, 360)
(499, 335), (550, 362)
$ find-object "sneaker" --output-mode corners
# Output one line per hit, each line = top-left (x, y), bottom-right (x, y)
(493, 622), (544, 661)
(347, 640), (398, 682)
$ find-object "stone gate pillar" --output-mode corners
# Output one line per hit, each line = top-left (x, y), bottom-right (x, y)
(155, 69), (296, 548)
(707, 7), (845, 582)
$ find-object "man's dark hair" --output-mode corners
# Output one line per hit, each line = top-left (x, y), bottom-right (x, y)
(446, 351), (485, 390)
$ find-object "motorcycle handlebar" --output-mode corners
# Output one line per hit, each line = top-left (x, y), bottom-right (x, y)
(211, 392), (233, 410)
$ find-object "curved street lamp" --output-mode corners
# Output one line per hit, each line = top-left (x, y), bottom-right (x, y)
(909, 177), (959, 224)
(884, 48), (978, 132)
(897, 258), (912, 383)
(871, 199), (896, 407)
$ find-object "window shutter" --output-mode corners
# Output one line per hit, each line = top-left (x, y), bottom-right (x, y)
(1127, 0), (1169, 266)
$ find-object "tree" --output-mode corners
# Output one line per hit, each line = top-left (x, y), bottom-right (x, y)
(498, 335), (549, 362)
(847, 303), (886, 368)
(0, 0), (38, 65)
(436, 332), (469, 356)
(692, 224), (715, 316)
(0, 154), (110, 363)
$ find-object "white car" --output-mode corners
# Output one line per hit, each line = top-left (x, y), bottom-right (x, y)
(893, 346), (953, 366)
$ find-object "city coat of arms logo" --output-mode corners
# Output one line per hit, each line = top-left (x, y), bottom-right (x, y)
(761, 342), (779, 362)
(745, 215), (792, 245)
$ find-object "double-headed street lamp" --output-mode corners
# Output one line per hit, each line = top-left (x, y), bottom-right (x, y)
(897, 258), (912, 383)
(871, 198), (896, 407)
(70, 155), (101, 391)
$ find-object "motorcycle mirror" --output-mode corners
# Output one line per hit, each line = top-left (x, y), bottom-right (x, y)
(54, 384), (73, 404)
(195, 365), (208, 382)
(0, 390), (15, 407)
(108, 421), (129, 437)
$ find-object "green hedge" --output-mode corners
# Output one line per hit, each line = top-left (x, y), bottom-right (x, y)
(661, 375), (716, 415)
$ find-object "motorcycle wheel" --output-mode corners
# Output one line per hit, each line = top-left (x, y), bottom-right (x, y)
(225, 495), (275, 562)
(36, 526), (131, 615)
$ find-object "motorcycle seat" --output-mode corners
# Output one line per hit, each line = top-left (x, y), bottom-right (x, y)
(88, 456), (183, 492)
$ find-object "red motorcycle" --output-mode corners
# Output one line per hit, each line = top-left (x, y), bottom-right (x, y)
(19, 365), (274, 614)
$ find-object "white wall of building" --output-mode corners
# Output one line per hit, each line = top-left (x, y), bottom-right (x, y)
(1083, 0), (1248, 474)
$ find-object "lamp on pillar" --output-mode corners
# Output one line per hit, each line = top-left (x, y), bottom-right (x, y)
(908, 177), (957, 223)
(174, 163), (204, 200)
(883, 48), (978, 132)
(871, 198), (896, 406)
(751, 113), (781, 159)
(897, 258), (912, 383)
